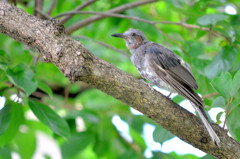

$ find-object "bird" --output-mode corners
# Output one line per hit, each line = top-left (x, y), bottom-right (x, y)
(112, 28), (220, 146)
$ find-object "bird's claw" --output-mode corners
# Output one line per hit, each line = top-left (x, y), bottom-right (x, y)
(166, 93), (172, 99)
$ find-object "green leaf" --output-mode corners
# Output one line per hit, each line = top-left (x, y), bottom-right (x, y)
(0, 104), (11, 135)
(216, 112), (223, 124)
(129, 127), (147, 149)
(211, 72), (232, 98)
(201, 154), (216, 159)
(118, 151), (138, 159)
(61, 131), (94, 158)
(211, 96), (225, 108)
(78, 89), (115, 111)
(0, 63), (8, 72)
(6, 65), (37, 95)
(74, 109), (100, 124)
(93, 135), (109, 157)
(204, 46), (237, 80)
(231, 15), (240, 25)
(227, 105), (240, 141)
(172, 95), (185, 104)
(153, 126), (175, 144)
(0, 103), (24, 146)
(0, 50), (8, 61)
(0, 147), (11, 159)
(152, 151), (169, 159)
(229, 99), (240, 113)
(28, 99), (70, 140)
(192, 59), (210, 76)
(0, 50), (9, 71)
(186, 41), (203, 57)
(197, 14), (229, 26)
(38, 81), (53, 97)
(16, 131), (36, 159)
(230, 70), (240, 96)
(125, 115), (144, 134)
(35, 62), (68, 86)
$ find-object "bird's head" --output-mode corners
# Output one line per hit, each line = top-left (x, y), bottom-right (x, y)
(112, 28), (147, 53)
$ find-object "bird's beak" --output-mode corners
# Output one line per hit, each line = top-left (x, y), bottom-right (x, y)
(111, 33), (125, 38)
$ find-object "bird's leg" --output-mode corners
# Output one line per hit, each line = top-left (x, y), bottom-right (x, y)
(167, 93), (172, 98)
(140, 79), (155, 92)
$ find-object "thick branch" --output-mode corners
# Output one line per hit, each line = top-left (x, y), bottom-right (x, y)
(0, 2), (240, 158)
(65, 0), (158, 34)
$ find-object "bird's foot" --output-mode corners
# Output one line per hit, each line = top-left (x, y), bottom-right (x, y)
(166, 93), (172, 99)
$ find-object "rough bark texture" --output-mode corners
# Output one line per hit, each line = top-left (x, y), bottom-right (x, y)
(0, 2), (240, 158)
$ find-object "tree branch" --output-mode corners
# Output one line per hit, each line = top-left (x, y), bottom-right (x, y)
(46, 0), (57, 16)
(56, 11), (234, 47)
(73, 35), (130, 58)
(35, 8), (51, 19)
(34, 0), (44, 19)
(202, 92), (219, 99)
(0, 2), (240, 158)
(65, 0), (158, 34)
(152, 25), (189, 55)
(59, 0), (97, 24)
(54, 11), (156, 23)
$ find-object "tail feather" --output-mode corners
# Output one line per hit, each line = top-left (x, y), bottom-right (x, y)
(191, 102), (220, 146)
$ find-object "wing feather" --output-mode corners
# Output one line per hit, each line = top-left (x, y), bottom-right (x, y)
(145, 45), (204, 107)
(146, 44), (198, 90)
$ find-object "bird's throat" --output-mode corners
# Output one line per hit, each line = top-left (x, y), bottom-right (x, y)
(129, 37), (143, 49)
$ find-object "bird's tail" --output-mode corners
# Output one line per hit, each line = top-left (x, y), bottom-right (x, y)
(191, 102), (220, 146)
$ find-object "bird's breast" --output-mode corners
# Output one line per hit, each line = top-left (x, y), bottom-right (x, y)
(131, 54), (175, 92)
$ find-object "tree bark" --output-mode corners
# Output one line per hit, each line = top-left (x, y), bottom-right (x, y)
(0, 2), (239, 158)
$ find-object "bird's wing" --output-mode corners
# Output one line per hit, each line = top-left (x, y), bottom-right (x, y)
(145, 44), (204, 107)
(146, 44), (198, 90)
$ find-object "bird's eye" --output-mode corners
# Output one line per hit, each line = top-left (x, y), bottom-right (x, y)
(131, 33), (136, 36)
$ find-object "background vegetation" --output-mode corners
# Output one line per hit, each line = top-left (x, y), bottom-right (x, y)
(0, 0), (240, 158)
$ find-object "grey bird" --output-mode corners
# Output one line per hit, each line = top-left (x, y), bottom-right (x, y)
(112, 28), (220, 146)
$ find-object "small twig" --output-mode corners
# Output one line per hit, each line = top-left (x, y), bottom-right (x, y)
(55, 11), (156, 24)
(35, 8), (51, 19)
(55, 11), (210, 28)
(34, 0), (44, 18)
(202, 92), (219, 99)
(31, 91), (46, 99)
(15, 88), (21, 103)
(46, 0), (57, 16)
(65, 0), (158, 34)
(223, 99), (232, 129)
(34, 54), (41, 67)
(98, 41), (130, 58)
(153, 24), (189, 55)
(60, 11), (235, 47)
(116, 130), (141, 154)
(60, 0), (97, 24)
(73, 35), (130, 58)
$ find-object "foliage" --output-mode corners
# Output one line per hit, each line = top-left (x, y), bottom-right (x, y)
(0, 0), (240, 158)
